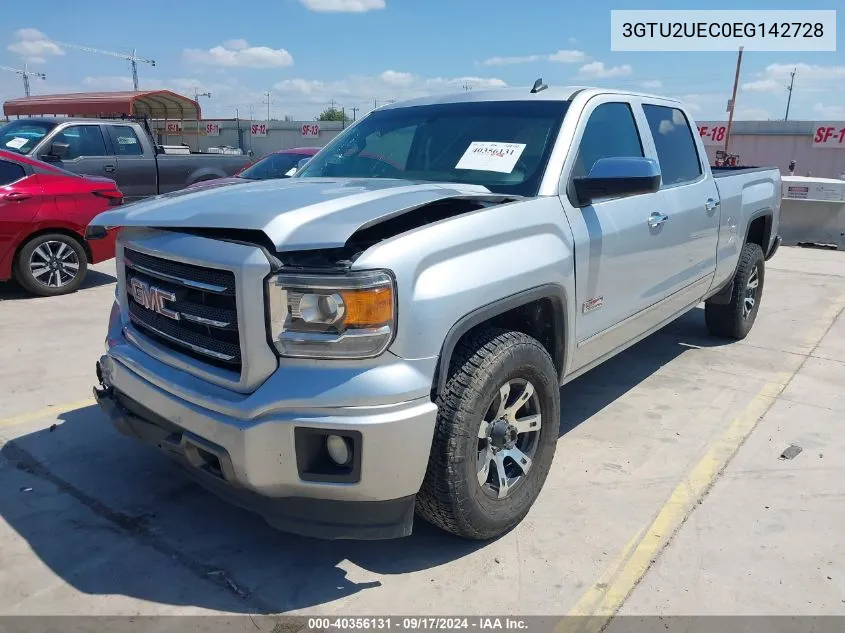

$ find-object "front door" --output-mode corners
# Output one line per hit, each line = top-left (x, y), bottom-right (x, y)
(559, 98), (677, 371)
(42, 124), (117, 181)
(0, 160), (42, 270)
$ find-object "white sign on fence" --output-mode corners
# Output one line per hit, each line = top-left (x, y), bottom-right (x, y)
(696, 122), (728, 147)
(251, 122), (269, 137)
(301, 123), (320, 138)
(205, 122), (220, 137)
(813, 122), (845, 149)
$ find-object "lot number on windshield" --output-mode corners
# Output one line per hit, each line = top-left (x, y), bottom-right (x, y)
(455, 141), (527, 173)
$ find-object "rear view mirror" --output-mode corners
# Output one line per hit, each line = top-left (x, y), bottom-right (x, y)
(573, 157), (661, 206)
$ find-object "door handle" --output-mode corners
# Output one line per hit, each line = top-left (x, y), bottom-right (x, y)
(104, 164), (116, 173)
(648, 212), (669, 228)
(705, 198), (720, 212)
(4, 192), (31, 202)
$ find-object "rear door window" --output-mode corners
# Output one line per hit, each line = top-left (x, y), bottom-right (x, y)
(107, 126), (144, 156)
(642, 105), (703, 186)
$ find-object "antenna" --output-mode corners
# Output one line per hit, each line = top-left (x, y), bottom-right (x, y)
(530, 78), (548, 94)
(50, 41), (155, 91)
(0, 64), (46, 97)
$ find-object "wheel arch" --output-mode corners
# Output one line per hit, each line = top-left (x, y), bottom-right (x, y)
(432, 284), (568, 399)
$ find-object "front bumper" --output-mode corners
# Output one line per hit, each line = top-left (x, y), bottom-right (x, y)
(94, 350), (438, 540)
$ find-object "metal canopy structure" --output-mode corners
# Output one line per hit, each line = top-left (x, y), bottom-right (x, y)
(2, 90), (201, 120)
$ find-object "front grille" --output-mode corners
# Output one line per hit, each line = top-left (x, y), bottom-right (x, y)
(123, 248), (241, 373)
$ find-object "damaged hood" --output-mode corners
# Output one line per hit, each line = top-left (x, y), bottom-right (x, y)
(89, 177), (498, 250)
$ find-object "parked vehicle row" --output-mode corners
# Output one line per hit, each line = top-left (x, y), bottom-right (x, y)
(0, 118), (251, 203)
(88, 84), (782, 541)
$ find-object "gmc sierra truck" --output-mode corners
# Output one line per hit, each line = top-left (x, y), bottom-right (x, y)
(0, 118), (251, 203)
(88, 84), (782, 540)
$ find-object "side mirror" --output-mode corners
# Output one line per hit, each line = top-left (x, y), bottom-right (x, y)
(48, 141), (70, 159)
(573, 157), (661, 206)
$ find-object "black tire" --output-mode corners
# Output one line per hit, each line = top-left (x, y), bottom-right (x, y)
(416, 328), (560, 540)
(14, 233), (88, 297)
(705, 242), (765, 340)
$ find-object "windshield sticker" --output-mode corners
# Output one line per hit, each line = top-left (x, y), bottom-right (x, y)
(284, 167), (297, 176)
(455, 142), (527, 174)
(5, 137), (28, 150)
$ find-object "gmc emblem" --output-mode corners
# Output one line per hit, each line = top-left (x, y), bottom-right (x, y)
(128, 277), (180, 321)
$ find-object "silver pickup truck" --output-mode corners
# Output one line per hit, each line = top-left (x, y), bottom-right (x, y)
(0, 118), (251, 202)
(88, 85), (781, 541)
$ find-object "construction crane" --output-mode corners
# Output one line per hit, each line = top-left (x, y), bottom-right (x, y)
(0, 64), (46, 97)
(51, 42), (155, 91)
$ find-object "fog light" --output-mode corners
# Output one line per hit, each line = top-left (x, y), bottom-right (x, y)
(325, 435), (351, 465)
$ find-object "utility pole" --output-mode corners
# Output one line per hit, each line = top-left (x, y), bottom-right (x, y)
(723, 46), (744, 155)
(351, 106), (359, 121)
(192, 90), (211, 153)
(263, 92), (271, 121)
(784, 68), (796, 121)
(0, 63), (46, 97)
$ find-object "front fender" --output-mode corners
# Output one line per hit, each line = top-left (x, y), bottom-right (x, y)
(352, 197), (575, 382)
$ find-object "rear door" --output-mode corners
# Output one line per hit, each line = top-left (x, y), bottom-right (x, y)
(640, 103), (720, 296)
(561, 97), (682, 369)
(0, 159), (42, 270)
(105, 124), (158, 202)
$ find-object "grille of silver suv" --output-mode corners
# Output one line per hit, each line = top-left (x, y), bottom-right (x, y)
(123, 248), (242, 373)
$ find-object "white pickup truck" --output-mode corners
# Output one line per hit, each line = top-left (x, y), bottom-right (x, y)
(90, 84), (782, 540)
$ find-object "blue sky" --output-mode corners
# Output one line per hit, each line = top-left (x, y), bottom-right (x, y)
(1, 0), (843, 121)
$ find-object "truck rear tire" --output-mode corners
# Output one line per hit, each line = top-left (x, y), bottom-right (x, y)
(417, 328), (559, 540)
(14, 233), (88, 297)
(705, 242), (765, 340)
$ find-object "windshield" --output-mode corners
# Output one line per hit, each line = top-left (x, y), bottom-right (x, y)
(0, 120), (56, 155)
(239, 152), (314, 180)
(296, 100), (570, 196)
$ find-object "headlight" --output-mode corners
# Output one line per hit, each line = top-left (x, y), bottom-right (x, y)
(266, 270), (396, 359)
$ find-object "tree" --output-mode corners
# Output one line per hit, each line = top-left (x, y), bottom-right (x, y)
(317, 107), (349, 122)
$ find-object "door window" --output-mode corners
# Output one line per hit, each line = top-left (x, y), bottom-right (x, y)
(572, 102), (644, 180)
(0, 160), (25, 186)
(107, 126), (144, 156)
(53, 125), (108, 159)
(642, 105), (702, 186)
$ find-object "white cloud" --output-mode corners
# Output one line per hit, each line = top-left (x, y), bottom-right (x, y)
(183, 40), (293, 68)
(742, 78), (779, 93)
(640, 79), (663, 89)
(380, 70), (414, 87)
(7, 28), (64, 63)
(481, 49), (586, 66)
(577, 61), (632, 79)
(734, 107), (772, 120)
(813, 103), (845, 119)
(299, 0), (385, 11)
(272, 71), (507, 117)
(222, 39), (249, 50)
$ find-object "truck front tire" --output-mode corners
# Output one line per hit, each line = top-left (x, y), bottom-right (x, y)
(705, 242), (765, 340)
(417, 328), (559, 540)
